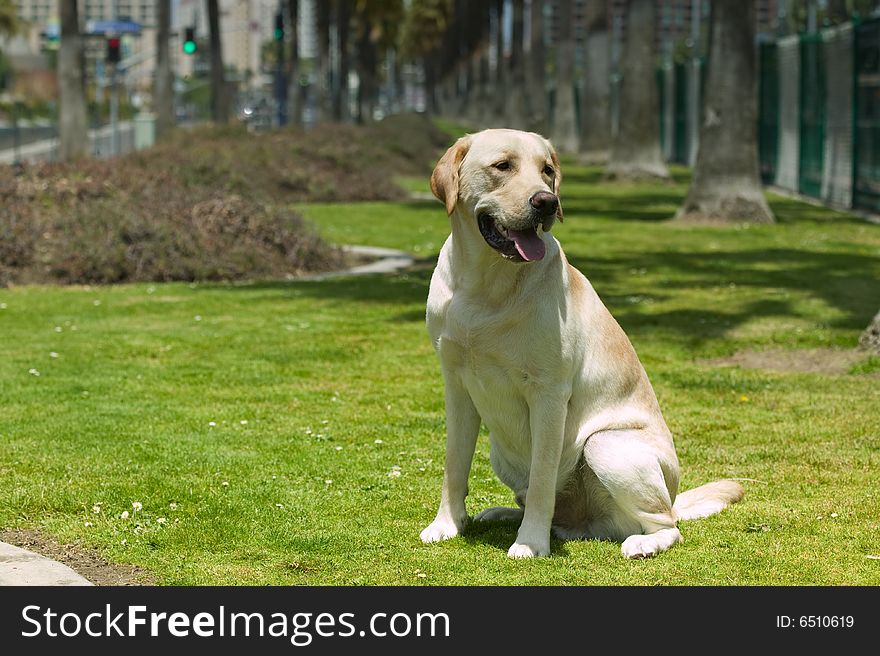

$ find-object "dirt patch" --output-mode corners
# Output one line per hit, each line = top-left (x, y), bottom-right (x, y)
(0, 528), (155, 586)
(701, 347), (877, 375)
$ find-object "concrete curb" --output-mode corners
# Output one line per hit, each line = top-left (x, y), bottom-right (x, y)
(300, 245), (416, 281)
(0, 541), (93, 586)
(0, 243), (417, 586)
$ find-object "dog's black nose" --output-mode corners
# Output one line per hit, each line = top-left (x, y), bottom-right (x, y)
(529, 191), (559, 216)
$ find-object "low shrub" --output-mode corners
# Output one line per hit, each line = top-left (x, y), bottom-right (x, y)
(0, 113), (446, 285)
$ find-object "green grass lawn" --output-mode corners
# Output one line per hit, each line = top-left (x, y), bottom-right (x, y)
(2, 162), (879, 585)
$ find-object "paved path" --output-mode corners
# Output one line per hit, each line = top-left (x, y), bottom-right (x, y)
(0, 541), (92, 586)
(0, 244), (414, 585)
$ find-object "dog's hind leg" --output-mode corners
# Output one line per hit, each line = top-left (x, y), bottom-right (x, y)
(582, 430), (682, 559)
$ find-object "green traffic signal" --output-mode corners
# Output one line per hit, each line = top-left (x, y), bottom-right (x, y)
(183, 26), (196, 54)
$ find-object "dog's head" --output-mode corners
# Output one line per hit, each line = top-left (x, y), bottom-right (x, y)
(431, 129), (563, 263)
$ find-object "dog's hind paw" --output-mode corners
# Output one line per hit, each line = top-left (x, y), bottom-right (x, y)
(620, 528), (682, 559)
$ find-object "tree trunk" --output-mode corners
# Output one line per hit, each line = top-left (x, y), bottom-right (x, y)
(356, 19), (376, 123)
(287, 0), (304, 127)
(553, 0), (578, 152)
(526, 0), (547, 134)
(333, 0), (352, 122)
(607, 0), (668, 179)
(315, 0), (331, 123)
(154, 0), (174, 140)
(860, 310), (880, 353)
(58, 0), (88, 161)
(489, 0), (506, 125)
(580, 2), (610, 159)
(676, 0), (774, 222)
(506, 0), (526, 129)
(207, 0), (228, 123)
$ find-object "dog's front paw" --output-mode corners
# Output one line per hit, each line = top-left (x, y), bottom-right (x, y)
(420, 517), (465, 544)
(507, 541), (550, 559)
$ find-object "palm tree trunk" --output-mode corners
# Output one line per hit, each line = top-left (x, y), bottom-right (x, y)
(207, 0), (228, 123)
(154, 0), (174, 140)
(607, 0), (668, 179)
(332, 0), (352, 122)
(287, 0), (304, 126)
(676, 0), (774, 222)
(506, 0), (526, 129)
(553, 0), (578, 152)
(860, 310), (880, 353)
(315, 0), (331, 123)
(490, 0), (506, 124)
(356, 17), (376, 124)
(580, 2), (610, 158)
(58, 0), (88, 161)
(526, 0), (547, 134)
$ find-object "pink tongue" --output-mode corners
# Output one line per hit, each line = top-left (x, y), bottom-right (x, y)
(508, 228), (546, 261)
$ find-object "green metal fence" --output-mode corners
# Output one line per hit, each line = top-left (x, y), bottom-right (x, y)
(759, 42), (779, 184)
(853, 18), (880, 212)
(799, 34), (827, 198)
(658, 20), (880, 214)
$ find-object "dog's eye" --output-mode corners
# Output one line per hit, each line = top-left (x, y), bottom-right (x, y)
(543, 165), (555, 177)
(494, 161), (511, 171)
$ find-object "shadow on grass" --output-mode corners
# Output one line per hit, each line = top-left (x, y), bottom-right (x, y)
(572, 246), (880, 342)
(460, 519), (571, 557)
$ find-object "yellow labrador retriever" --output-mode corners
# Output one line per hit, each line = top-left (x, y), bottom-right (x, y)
(420, 129), (743, 559)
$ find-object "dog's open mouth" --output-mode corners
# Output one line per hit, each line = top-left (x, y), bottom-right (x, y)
(477, 214), (546, 262)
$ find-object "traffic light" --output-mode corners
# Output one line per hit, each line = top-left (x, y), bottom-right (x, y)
(106, 36), (121, 64)
(183, 27), (197, 54)
(273, 13), (284, 41)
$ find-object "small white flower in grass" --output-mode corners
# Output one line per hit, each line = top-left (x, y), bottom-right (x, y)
(208, 421), (217, 427)
(0, 303), (6, 309)
(335, 446), (343, 451)
(194, 315), (202, 321)
(28, 368), (40, 376)
(92, 504), (102, 514)
(120, 511), (129, 519)
(275, 504), (284, 508)
(325, 479), (333, 485)
(831, 513), (839, 518)
(374, 439), (384, 445)
(49, 352), (59, 358)
(388, 468), (401, 479)
(169, 502), (178, 510)
(132, 501), (143, 512)
(121, 539), (127, 546)
(146, 286), (156, 294)
(240, 420), (248, 425)
(416, 573), (427, 579)
(321, 420), (329, 425)
(54, 326), (62, 332)
(221, 481), (229, 487)
(156, 517), (167, 524)
(84, 521), (93, 527)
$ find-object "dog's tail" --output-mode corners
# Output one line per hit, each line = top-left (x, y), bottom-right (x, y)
(672, 480), (745, 521)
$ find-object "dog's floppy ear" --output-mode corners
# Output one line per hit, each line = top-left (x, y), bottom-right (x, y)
(550, 148), (564, 222)
(431, 135), (472, 215)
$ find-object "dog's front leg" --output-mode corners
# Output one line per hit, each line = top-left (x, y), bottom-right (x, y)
(420, 374), (480, 544)
(508, 389), (569, 558)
